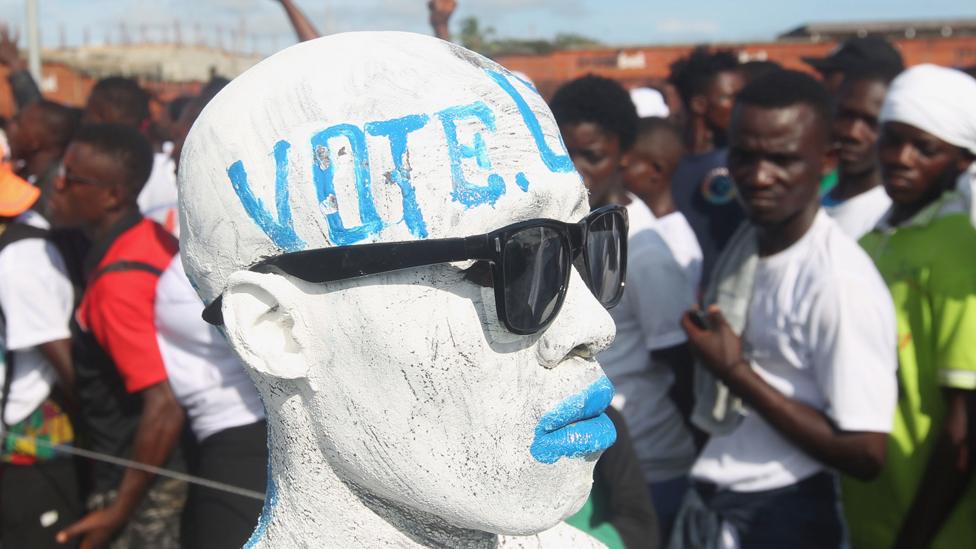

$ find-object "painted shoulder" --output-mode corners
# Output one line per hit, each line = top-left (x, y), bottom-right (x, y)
(498, 522), (607, 549)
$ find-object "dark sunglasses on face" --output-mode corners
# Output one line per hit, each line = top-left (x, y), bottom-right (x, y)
(202, 204), (628, 335)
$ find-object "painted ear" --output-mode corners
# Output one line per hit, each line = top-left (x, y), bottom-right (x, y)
(221, 270), (308, 380)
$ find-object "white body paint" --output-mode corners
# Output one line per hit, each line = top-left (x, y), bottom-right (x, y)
(179, 32), (614, 548)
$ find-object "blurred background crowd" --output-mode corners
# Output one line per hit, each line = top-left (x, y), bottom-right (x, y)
(0, 1), (975, 548)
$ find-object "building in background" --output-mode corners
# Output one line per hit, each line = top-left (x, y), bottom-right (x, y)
(0, 42), (262, 118)
(1, 18), (975, 115)
(496, 18), (976, 98)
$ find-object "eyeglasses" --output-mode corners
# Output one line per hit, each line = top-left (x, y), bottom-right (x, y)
(56, 164), (106, 188)
(202, 204), (628, 335)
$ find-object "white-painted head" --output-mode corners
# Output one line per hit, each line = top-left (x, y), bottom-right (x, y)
(179, 32), (617, 542)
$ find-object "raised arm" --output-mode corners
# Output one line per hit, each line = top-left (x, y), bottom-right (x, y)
(274, 0), (321, 43)
(0, 23), (42, 110)
(428, 0), (457, 41)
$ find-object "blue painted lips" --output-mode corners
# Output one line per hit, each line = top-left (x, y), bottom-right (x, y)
(530, 376), (617, 464)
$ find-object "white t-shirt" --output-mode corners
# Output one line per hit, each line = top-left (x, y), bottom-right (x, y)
(691, 211), (897, 492)
(155, 254), (264, 441)
(599, 199), (701, 482)
(623, 192), (657, 235)
(139, 148), (179, 237)
(0, 212), (73, 426)
(822, 185), (892, 240)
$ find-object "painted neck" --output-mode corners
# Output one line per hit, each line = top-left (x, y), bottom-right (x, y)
(249, 391), (498, 549)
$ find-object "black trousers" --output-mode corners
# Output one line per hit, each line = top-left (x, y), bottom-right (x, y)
(181, 420), (267, 549)
(0, 458), (83, 549)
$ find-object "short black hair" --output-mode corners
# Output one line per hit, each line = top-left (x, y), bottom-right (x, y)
(633, 117), (685, 155)
(72, 124), (154, 198)
(34, 100), (81, 150)
(88, 77), (150, 127)
(668, 47), (740, 107)
(739, 60), (782, 84)
(841, 64), (901, 88)
(549, 74), (638, 151)
(734, 69), (832, 139)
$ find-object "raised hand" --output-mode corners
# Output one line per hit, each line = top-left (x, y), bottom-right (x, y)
(0, 23), (26, 71)
(428, 0), (457, 40)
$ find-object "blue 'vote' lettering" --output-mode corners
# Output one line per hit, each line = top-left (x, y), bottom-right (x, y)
(227, 69), (572, 250)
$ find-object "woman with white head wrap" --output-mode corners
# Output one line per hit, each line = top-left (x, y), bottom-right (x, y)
(879, 63), (976, 226)
(842, 63), (976, 549)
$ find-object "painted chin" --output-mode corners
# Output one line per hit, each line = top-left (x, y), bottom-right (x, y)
(530, 376), (617, 464)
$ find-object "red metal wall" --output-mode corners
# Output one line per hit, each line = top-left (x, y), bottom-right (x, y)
(495, 36), (976, 98)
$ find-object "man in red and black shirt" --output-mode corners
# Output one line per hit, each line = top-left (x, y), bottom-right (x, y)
(49, 124), (185, 549)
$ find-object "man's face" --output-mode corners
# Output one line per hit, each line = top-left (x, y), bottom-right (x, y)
(5, 103), (45, 160)
(623, 137), (681, 199)
(49, 142), (120, 229)
(820, 69), (846, 95)
(704, 69), (746, 141)
(82, 96), (131, 126)
(833, 78), (888, 177)
(728, 103), (828, 226)
(879, 121), (969, 207)
(560, 121), (622, 207)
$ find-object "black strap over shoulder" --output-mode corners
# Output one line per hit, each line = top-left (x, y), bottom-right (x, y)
(90, 260), (164, 284)
(0, 222), (49, 250)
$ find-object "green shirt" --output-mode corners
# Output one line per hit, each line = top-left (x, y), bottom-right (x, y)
(819, 169), (838, 196)
(843, 193), (976, 549)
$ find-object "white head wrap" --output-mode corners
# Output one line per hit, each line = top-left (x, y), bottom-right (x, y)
(880, 64), (976, 154)
(629, 87), (670, 118)
(880, 64), (976, 226)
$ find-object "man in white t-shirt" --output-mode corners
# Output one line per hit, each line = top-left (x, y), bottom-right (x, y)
(674, 70), (897, 547)
(139, 143), (179, 236)
(0, 168), (82, 548)
(821, 67), (899, 240)
(609, 116), (704, 538)
(155, 253), (266, 549)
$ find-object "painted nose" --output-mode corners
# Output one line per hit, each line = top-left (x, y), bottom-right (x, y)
(535, 268), (615, 368)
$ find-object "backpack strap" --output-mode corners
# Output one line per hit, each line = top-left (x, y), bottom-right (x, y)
(90, 261), (164, 283)
(1, 350), (13, 430)
(0, 222), (49, 251)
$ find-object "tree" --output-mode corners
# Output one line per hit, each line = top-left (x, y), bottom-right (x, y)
(458, 17), (494, 55)
(456, 16), (601, 57)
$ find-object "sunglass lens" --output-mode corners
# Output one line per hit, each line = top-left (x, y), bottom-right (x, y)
(585, 212), (625, 307)
(502, 226), (568, 333)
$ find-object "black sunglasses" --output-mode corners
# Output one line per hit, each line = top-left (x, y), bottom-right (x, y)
(203, 204), (628, 335)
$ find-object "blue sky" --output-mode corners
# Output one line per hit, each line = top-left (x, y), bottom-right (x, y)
(1, 0), (974, 54)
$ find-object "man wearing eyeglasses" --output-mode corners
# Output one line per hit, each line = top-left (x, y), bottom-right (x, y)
(179, 32), (630, 548)
(48, 124), (186, 549)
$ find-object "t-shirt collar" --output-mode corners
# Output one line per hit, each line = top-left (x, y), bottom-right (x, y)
(83, 211), (144, 280)
(875, 191), (966, 233)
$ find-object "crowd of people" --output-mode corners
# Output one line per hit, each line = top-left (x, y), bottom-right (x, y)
(554, 36), (976, 549)
(0, 0), (974, 548)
